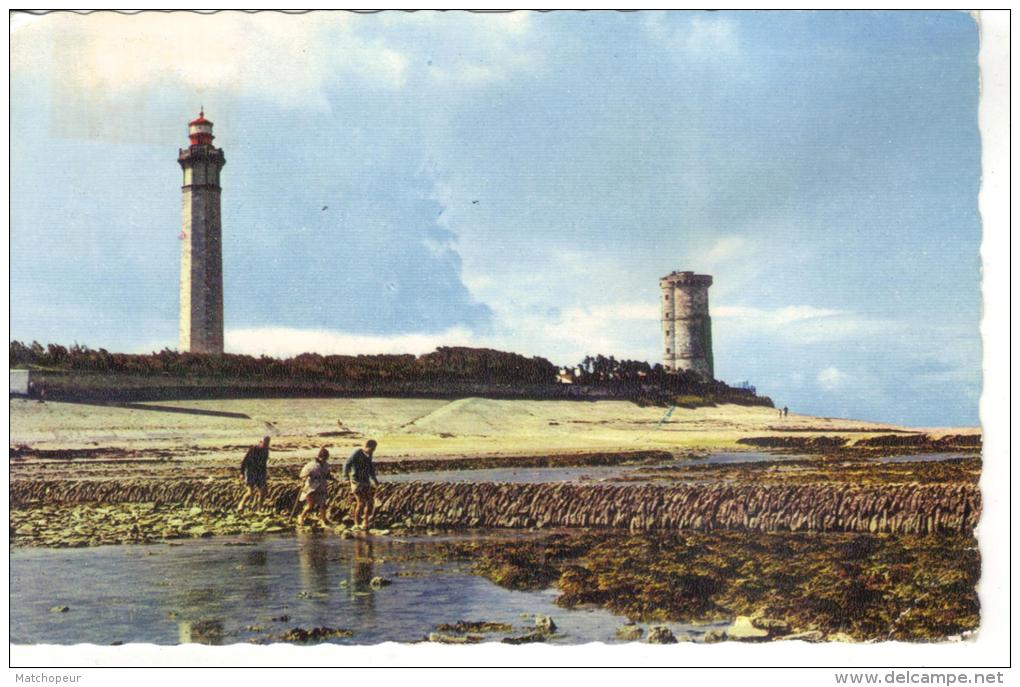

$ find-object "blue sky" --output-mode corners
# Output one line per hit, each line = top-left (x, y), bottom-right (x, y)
(10, 10), (982, 426)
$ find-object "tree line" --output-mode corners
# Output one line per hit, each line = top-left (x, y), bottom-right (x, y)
(9, 341), (558, 385)
(9, 341), (769, 406)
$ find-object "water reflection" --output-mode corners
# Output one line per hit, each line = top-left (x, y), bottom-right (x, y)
(236, 545), (272, 604)
(12, 534), (676, 645)
(178, 619), (223, 645)
(183, 587), (221, 605)
(296, 531), (330, 596)
(348, 536), (376, 615)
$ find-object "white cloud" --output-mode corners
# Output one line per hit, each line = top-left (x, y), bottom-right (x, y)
(816, 366), (847, 391)
(697, 235), (747, 269)
(715, 304), (844, 325)
(223, 297), (661, 366)
(538, 302), (661, 361)
(685, 15), (740, 57)
(11, 11), (544, 111)
(714, 304), (891, 344)
(643, 12), (740, 60)
(560, 302), (659, 323)
(381, 11), (541, 87)
(12, 13), (408, 109)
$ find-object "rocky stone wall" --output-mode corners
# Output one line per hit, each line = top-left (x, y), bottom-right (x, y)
(10, 480), (979, 535)
(660, 272), (713, 379)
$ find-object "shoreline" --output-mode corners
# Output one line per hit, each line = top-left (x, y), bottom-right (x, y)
(9, 520), (980, 643)
(9, 397), (983, 644)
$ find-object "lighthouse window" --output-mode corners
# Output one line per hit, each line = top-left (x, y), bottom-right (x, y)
(665, 294), (670, 300)
(666, 348), (671, 353)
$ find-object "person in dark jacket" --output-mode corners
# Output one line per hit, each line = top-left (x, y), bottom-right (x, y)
(343, 439), (380, 531)
(238, 436), (271, 512)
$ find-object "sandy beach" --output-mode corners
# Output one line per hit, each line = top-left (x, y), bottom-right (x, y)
(8, 397), (979, 476)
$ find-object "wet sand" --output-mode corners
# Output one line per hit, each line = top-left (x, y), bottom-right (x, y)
(9, 397), (979, 482)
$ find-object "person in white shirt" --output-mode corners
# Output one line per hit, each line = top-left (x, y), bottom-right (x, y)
(297, 447), (332, 526)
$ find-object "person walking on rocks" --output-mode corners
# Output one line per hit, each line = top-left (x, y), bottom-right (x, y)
(238, 436), (271, 512)
(344, 439), (380, 531)
(297, 447), (332, 526)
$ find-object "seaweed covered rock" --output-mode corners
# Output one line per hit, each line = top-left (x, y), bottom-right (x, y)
(726, 616), (769, 641)
(276, 627), (354, 643)
(11, 478), (980, 537)
(501, 632), (547, 645)
(435, 621), (513, 634)
(646, 626), (678, 644)
(428, 632), (484, 644)
(534, 615), (557, 635)
(616, 624), (644, 641)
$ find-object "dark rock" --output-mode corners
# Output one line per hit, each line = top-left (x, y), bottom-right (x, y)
(501, 632), (547, 645)
(615, 624), (644, 641)
(435, 621), (513, 634)
(737, 436), (847, 450)
(428, 632), (483, 644)
(277, 626), (354, 643)
(778, 630), (824, 642)
(370, 576), (392, 589)
(646, 625), (678, 644)
(534, 614), (557, 634)
(751, 617), (791, 636)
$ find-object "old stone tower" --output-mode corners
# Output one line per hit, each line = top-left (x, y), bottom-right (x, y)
(659, 271), (714, 379)
(178, 110), (225, 354)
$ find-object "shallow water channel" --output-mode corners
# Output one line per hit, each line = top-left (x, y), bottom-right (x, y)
(869, 452), (973, 464)
(386, 451), (798, 484)
(10, 531), (727, 645)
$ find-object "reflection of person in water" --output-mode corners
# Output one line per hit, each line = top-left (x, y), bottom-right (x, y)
(345, 536), (377, 614)
(296, 530), (331, 597)
(178, 619), (224, 645)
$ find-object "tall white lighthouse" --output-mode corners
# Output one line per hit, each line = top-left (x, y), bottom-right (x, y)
(178, 109), (225, 354)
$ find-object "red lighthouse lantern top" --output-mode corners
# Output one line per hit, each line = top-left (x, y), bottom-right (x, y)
(187, 108), (214, 146)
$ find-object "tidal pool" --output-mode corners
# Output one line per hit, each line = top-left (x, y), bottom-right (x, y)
(10, 531), (726, 645)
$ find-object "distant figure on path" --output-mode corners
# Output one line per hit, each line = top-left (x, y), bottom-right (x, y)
(783, 406), (789, 418)
(238, 436), (271, 512)
(344, 439), (380, 531)
(297, 447), (332, 526)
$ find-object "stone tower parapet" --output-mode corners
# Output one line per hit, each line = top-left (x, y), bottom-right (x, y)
(660, 270), (713, 379)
